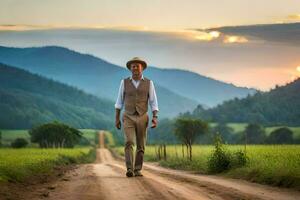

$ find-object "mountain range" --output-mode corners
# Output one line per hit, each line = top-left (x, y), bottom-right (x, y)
(0, 45), (256, 119)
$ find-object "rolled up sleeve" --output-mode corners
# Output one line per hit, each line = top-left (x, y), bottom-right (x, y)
(149, 80), (159, 112)
(115, 80), (124, 110)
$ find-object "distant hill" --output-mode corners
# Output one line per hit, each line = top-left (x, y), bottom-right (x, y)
(188, 78), (300, 126)
(143, 67), (255, 107)
(0, 46), (255, 117)
(0, 63), (114, 129)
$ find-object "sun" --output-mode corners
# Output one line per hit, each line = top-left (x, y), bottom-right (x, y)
(297, 66), (300, 72)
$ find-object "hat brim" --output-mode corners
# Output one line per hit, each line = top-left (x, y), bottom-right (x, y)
(126, 60), (147, 70)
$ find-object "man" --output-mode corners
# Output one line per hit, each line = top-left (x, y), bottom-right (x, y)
(115, 57), (159, 177)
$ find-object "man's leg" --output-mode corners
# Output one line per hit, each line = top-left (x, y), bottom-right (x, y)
(134, 113), (148, 173)
(123, 113), (136, 173)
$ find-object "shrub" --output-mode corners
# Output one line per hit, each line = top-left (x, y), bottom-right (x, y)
(230, 150), (248, 168)
(208, 133), (248, 173)
(208, 133), (231, 173)
(11, 138), (28, 148)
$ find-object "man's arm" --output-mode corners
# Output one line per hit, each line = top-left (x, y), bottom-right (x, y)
(149, 80), (159, 116)
(115, 80), (124, 129)
(149, 80), (159, 128)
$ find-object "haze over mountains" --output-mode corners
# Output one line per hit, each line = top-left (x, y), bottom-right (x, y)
(0, 46), (255, 119)
(0, 62), (114, 129)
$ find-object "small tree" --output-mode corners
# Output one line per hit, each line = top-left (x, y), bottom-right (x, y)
(267, 127), (294, 144)
(11, 138), (28, 148)
(174, 117), (208, 161)
(242, 123), (266, 144)
(208, 133), (230, 173)
(212, 123), (234, 144)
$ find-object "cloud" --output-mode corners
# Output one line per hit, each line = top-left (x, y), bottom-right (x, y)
(194, 31), (221, 41)
(0, 24), (151, 32)
(0, 25), (47, 31)
(287, 14), (300, 21)
(276, 14), (300, 23)
(223, 35), (248, 43)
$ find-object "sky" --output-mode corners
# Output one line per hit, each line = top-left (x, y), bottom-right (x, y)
(1, 0), (300, 29)
(0, 0), (300, 91)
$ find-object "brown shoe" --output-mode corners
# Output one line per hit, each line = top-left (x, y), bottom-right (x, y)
(126, 169), (134, 177)
(134, 170), (143, 177)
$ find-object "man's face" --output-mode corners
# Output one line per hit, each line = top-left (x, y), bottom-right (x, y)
(130, 62), (143, 75)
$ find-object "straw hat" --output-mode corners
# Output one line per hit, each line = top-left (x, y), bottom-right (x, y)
(126, 57), (147, 70)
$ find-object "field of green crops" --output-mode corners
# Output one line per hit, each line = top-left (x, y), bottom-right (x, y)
(0, 147), (95, 182)
(114, 144), (300, 188)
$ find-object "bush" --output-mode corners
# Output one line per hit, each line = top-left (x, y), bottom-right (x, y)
(11, 138), (28, 148)
(208, 133), (231, 173)
(208, 133), (248, 173)
(230, 150), (248, 168)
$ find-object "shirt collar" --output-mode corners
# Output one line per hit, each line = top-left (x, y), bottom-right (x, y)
(130, 74), (144, 81)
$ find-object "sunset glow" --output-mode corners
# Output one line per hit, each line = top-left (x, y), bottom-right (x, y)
(194, 31), (221, 41)
(224, 35), (248, 43)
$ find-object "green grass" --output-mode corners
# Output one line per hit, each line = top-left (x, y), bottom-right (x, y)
(114, 144), (300, 189)
(0, 147), (96, 182)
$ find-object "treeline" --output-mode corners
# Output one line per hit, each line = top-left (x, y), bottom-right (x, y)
(146, 118), (300, 144)
(184, 78), (300, 126)
(1, 121), (91, 148)
(0, 63), (114, 129)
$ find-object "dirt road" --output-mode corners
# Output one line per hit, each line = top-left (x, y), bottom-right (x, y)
(44, 131), (299, 200)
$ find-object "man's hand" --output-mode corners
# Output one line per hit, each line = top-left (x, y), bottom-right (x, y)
(115, 108), (121, 129)
(151, 117), (158, 128)
(115, 118), (121, 129)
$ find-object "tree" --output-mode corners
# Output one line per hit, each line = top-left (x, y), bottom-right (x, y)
(0, 131), (2, 147)
(266, 127), (294, 144)
(174, 117), (209, 161)
(29, 121), (83, 148)
(212, 123), (234, 144)
(11, 138), (28, 148)
(242, 123), (266, 144)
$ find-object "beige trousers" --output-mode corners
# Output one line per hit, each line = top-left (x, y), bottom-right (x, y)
(122, 111), (149, 171)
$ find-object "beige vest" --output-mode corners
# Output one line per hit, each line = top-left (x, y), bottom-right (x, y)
(124, 77), (150, 115)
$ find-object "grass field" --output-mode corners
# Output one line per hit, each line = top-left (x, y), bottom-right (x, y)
(0, 147), (95, 182)
(114, 144), (300, 189)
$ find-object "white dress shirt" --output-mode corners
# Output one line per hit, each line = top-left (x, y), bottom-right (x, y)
(115, 74), (159, 112)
